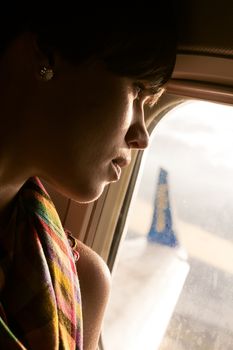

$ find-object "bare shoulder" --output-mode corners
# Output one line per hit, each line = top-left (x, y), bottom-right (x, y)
(75, 240), (111, 350)
(76, 240), (111, 292)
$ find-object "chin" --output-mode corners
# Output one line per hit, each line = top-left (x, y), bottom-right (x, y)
(42, 175), (107, 204)
(69, 182), (107, 204)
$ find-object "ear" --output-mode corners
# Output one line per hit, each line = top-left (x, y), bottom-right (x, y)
(31, 34), (56, 82)
(32, 34), (72, 83)
(33, 35), (55, 66)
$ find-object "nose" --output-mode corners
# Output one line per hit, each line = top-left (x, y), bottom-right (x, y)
(125, 120), (149, 150)
(125, 103), (149, 150)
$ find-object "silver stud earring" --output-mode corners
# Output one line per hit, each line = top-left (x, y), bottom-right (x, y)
(40, 66), (54, 81)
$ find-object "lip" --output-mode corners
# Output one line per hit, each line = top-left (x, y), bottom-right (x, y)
(110, 156), (131, 181)
(113, 156), (131, 168)
(111, 161), (122, 181)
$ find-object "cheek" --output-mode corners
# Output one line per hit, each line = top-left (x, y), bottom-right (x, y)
(106, 93), (134, 131)
(113, 99), (134, 140)
(78, 101), (134, 147)
(55, 80), (135, 150)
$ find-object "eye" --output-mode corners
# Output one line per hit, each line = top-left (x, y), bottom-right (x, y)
(133, 83), (165, 107)
(145, 87), (165, 107)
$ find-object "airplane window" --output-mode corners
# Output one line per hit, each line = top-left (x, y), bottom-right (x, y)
(102, 101), (233, 350)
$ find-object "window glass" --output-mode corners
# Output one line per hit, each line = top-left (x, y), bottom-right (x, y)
(102, 101), (233, 350)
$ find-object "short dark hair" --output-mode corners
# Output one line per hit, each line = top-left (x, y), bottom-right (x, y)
(0, 2), (177, 90)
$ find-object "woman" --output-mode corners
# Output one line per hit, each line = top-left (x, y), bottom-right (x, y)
(0, 3), (177, 349)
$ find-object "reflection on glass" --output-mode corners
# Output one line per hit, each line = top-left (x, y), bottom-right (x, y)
(103, 101), (233, 350)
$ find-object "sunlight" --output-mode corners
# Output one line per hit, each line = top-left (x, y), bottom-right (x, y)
(134, 255), (190, 350)
(103, 100), (233, 350)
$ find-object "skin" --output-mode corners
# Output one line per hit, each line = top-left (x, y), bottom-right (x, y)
(76, 240), (112, 350)
(0, 33), (152, 212)
(0, 33), (156, 349)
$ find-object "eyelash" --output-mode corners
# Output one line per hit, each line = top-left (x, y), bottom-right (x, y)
(134, 83), (162, 107)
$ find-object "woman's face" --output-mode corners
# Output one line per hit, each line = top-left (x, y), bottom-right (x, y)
(30, 59), (151, 202)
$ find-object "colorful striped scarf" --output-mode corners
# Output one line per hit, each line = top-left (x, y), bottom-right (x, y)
(0, 177), (83, 349)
